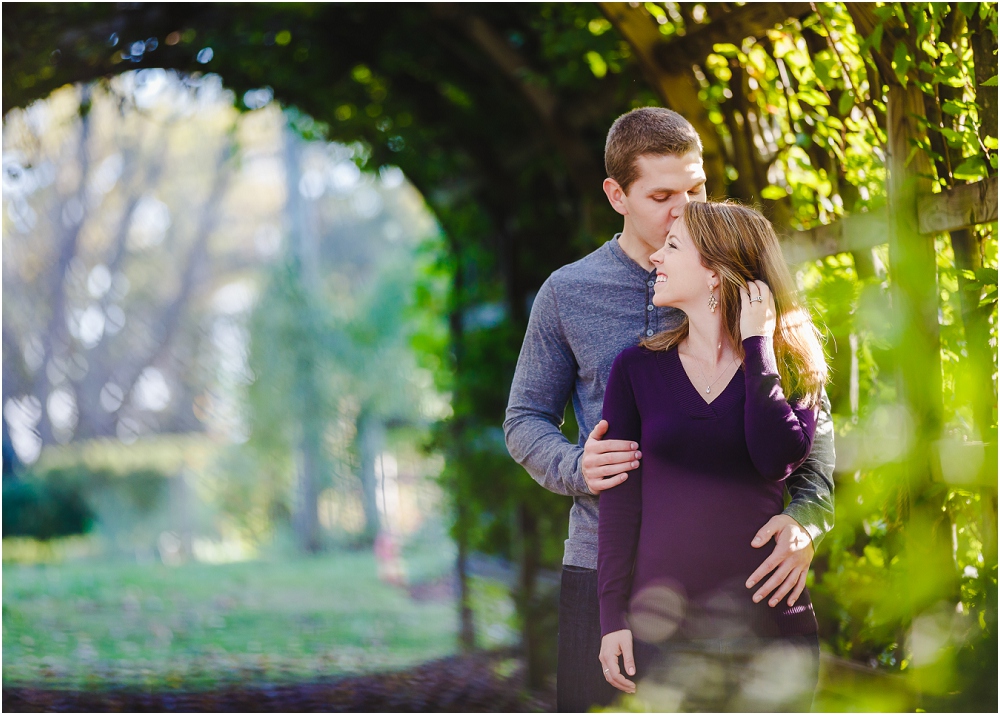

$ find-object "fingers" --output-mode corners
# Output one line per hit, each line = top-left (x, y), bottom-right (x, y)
(753, 562), (792, 604)
(586, 449), (642, 469)
(589, 420), (609, 441)
(586, 437), (639, 454)
(582, 430), (641, 492)
(582, 433), (641, 493)
(587, 460), (636, 479)
(599, 637), (637, 694)
(622, 638), (636, 677)
(586, 462), (635, 480)
(751, 520), (777, 548)
(741, 281), (773, 305)
(788, 570), (807, 607)
(607, 666), (635, 693)
(767, 568), (800, 607)
(745, 553), (781, 590)
(586, 472), (628, 493)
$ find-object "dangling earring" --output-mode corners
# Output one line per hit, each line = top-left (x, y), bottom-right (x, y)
(708, 290), (718, 313)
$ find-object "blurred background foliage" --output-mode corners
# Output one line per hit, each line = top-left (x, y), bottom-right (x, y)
(2, 2), (997, 710)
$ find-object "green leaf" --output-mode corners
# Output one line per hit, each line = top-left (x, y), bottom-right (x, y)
(713, 43), (740, 58)
(953, 157), (987, 180)
(838, 91), (854, 116)
(584, 51), (607, 79)
(939, 127), (963, 144)
(914, 9), (931, 43)
(975, 268), (999, 286)
(942, 100), (965, 115)
(864, 544), (886, 568)
(874, 5), (896, 21)
(796, 87), (830, 107)
(892, 41), (913, 84)
(761, 185), (788, 200)
(982, 75), (999, 87)
(860, 22), (885, 55)
(958, 2), (979, 20)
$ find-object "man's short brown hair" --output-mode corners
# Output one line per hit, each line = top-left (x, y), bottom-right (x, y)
(605, 107), (702, 194)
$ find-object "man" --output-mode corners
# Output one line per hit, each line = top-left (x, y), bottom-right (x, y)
(503, 107), (835, 711)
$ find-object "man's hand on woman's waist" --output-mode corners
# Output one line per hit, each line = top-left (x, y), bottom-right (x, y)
(583, 419), (642, 494)
(746, 514), (815, 607)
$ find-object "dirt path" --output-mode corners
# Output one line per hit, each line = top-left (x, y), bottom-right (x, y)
(3, 650), (555, 712)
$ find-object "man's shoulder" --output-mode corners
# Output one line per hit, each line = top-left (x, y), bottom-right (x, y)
(545, 240), (622, 290)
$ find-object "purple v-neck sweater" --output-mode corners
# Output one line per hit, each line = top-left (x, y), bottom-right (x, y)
(598, 336), (819, 640)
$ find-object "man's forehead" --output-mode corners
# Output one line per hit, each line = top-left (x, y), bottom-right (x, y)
(634, 153), (706, 189)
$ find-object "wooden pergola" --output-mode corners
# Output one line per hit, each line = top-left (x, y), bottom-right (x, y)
(604, 2), (998, 688)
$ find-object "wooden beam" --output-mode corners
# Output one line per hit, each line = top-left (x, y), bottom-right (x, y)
(600, 2), (728, 199)
(782, 175), (997, 264)
(918, 176), (999, 234)
(652, 3), (812, 73)
(780, 207), (889, 264)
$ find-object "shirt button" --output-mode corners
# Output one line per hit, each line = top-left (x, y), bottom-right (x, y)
(647, 280), (654, 287)
(646, 329), (654, 336)
(647, 304), (654, 311)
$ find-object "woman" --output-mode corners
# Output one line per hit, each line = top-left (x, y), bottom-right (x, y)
(597, 201), (827, 712)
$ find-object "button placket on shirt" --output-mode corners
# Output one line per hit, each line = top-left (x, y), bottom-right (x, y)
(645, 270), (657, 337)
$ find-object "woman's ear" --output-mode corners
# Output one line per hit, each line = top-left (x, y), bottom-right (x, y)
(707, 270), (719, 291)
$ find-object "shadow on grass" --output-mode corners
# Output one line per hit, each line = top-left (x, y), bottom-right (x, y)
(2, 647), (556, 713)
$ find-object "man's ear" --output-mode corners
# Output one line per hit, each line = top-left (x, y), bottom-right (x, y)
(603, 178), (628, 217)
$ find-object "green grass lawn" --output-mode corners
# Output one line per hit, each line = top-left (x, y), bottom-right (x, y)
(2, 539), (516, 689)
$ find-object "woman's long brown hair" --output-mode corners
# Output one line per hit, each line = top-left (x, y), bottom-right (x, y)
(640, 201), (827, 407)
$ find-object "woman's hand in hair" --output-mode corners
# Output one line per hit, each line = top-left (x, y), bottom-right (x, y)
(739, 280), (776, 340)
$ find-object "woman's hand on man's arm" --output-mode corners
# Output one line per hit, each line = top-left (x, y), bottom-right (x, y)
(599, 629), (637, 693)
(583, 420), (641, 494)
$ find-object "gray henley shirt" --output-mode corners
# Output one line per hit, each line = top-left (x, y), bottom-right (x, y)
(503, 236), (836, 569)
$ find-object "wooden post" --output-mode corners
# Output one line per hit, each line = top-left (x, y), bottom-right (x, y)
(886, 85), (941, 442)
(886, 83), (959, 695)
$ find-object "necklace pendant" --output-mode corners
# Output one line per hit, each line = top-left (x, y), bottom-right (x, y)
(705, 386), (711, 393)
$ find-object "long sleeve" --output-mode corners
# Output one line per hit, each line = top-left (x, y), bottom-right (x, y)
(742, 336), (818, 482)
(782, 389), (835, 548)
(503, 279), (590, 498)
(597, 351), (643, 636)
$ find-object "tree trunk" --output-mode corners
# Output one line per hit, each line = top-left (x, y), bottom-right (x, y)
(446, 231), (478, 651)
(456, 500), (476, 652)
(517, 504), (547, 690)
(356, 410), (384, 545)
(285, 123), (324, 554)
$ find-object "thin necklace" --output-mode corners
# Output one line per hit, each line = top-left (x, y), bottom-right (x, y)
(689, 353), (739, 394)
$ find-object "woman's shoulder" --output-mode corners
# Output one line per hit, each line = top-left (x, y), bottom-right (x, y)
(611, 344), (667, 373)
